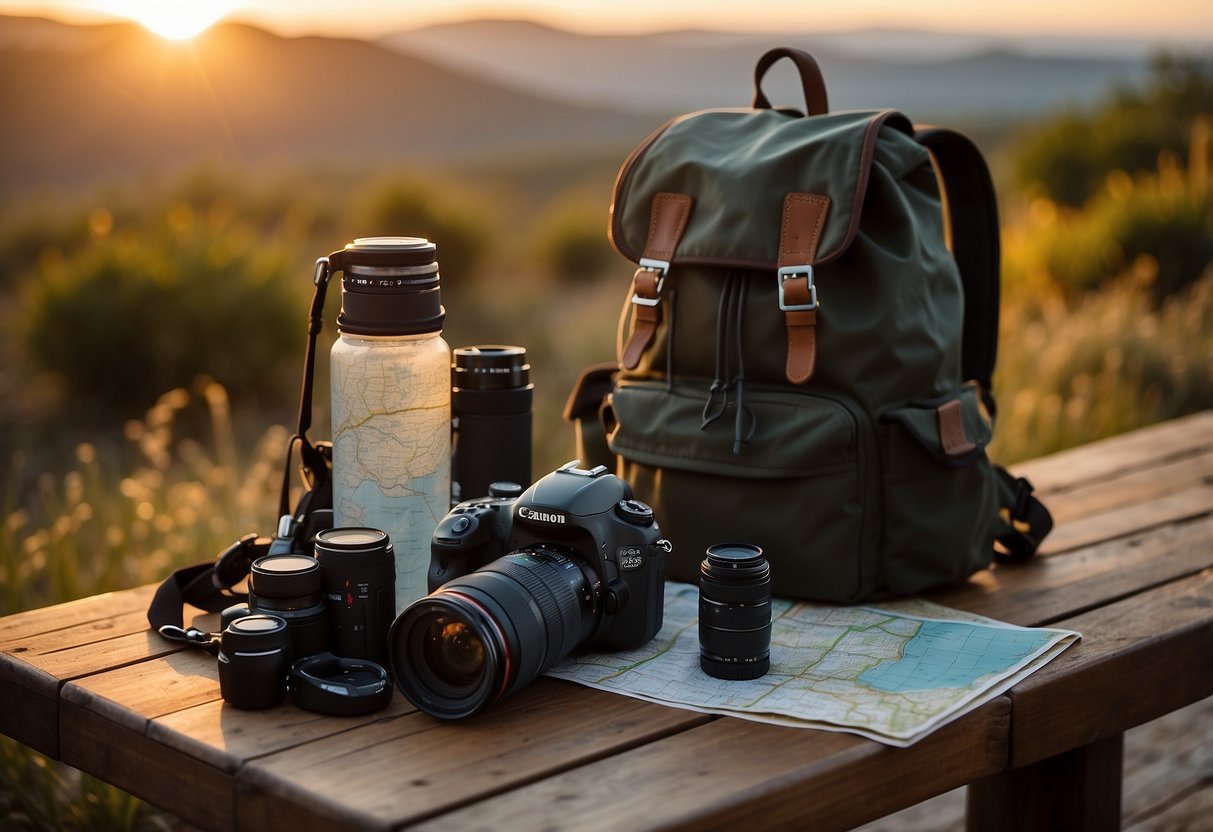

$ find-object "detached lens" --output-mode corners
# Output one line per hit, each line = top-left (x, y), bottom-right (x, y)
(389, 547), (594, 719)
(698, 543), (772, 680)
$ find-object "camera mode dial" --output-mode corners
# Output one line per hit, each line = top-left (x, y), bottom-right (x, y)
(615, 499), (655, 526)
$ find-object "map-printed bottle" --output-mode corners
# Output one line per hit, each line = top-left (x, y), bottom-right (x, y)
(328, 237), (451, 611)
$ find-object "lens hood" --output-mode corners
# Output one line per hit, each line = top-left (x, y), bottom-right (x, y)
(289, 652), (393, 716)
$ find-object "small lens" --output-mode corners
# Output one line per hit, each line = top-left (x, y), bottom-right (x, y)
(249, 554), (327, 658)
(699, 543), (772, 681)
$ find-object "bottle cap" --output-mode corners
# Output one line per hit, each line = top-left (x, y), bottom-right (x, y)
(331, 237), (445, 336)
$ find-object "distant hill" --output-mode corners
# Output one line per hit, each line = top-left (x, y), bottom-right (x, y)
(0, 16), (656, 188)
(379, 19), (1152, 119)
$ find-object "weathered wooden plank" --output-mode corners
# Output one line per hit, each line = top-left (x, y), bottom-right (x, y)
(60, 696), (235, 831)
(1003, 570), (1213, 768)
(1040, 448), (1213, 526)
(1039, 480), (1213, 555)
(235, 678), (712, 831)
(930, 513), (1213, 627)
(0, 668), (59, 756)
(967, 733), (1123, 832)
(0, 590), (199, 757)
(62, 649), (221, 725)
(1011, 410), (1213, 494)
(60, 653), (414, 829)
(407, 698), (1009, 832)
(148, 691), (415, 775)
(0, 584), (156, 647)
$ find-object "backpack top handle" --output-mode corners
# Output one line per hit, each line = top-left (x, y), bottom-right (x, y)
(752, 47), (830, 115)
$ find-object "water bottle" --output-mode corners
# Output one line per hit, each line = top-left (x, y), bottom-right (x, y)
(328, 237), (450, 611)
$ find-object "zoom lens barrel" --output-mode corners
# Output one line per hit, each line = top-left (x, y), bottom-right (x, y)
(314, 527), (396, 662)
(389, 546), (595, 719)
(698, 543), (772, 680)
(249, 554), (329, 659)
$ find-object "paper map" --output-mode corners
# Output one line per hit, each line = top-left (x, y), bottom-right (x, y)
(549, 582), (1080, 747)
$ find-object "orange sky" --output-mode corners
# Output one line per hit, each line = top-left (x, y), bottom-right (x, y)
(3, 0), (1212, 41)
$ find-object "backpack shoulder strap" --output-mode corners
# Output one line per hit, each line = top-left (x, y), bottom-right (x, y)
(915, 127), (1000, 403)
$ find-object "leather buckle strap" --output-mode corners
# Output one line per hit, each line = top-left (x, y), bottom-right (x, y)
(621, 193), (692, 370)
(778, 193), (830, 384)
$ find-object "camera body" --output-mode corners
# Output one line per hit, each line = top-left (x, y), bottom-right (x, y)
(430, 461), (668, 652)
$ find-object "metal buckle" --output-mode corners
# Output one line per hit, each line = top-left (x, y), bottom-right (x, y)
(630, 258), (669, 307)
(777, 265), (817, 311)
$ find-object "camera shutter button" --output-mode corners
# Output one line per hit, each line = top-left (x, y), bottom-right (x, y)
(615, 499), (655, 526)
(450, 516), (473, 534)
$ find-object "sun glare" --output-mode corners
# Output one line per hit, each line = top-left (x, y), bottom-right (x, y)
(106, 1), (233, 40)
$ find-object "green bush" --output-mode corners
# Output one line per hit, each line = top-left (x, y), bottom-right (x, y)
(1005, 154), (1213, 300)
(529, 189), (617, 280)
(18, 213), (303, 417)
(1013, 52), (1213, 206)
(359, 177), (491, 291)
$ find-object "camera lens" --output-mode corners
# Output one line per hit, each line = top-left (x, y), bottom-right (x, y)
(314, 527), (396, 662)
(699, 543), (772, 680)
(218, 614), (292, 709)
(451, 345), (533, 503)
(249, 554), (328, 658)
(389, 545), (596, 719)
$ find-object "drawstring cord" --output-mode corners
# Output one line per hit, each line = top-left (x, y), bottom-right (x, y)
(701, 272), (736, 429)
(731, 275), (756, 454)
(700, 271), (757, 453)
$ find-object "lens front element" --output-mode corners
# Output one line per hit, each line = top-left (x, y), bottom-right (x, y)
(389, 547), (595, 719)
(424, 616), (487, 687)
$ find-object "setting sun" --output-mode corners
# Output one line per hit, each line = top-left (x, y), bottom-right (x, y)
(104, 0), (232, 40)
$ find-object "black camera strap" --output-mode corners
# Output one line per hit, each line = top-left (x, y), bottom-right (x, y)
(149, 259), (336, 645)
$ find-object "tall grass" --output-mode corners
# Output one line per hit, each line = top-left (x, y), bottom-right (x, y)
(1, 380), (286, 831)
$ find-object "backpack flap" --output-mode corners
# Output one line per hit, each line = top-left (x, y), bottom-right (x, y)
(610, 107), (922, 386)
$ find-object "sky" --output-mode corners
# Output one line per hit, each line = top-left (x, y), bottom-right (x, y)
(3, 0), (1212, 41)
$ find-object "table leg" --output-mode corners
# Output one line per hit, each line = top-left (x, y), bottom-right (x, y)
(966, 733), (1124, 832)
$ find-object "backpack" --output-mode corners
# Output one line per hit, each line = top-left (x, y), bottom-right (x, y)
(564, 47), (1052, 603)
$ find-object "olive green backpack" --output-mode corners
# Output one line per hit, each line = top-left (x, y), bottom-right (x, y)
(565, 47), (1052, 602)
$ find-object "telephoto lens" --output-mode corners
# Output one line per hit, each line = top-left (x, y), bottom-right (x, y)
(248, 554), (329, 659)
(314, 527), (396, 663)
(218, 614), (293, 709)
(698, 544), (773, 680)
(450, 346), (533, 503)
(389, 545), (595, 720)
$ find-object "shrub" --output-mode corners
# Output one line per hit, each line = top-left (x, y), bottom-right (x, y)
(18, 212), (303, 417)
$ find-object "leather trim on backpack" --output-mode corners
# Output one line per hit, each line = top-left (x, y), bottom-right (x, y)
(621, 192), (693, 370)
(778, 192), (830, 384)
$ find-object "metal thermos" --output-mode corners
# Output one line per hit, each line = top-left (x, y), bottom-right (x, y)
(328, 237), (451, 611)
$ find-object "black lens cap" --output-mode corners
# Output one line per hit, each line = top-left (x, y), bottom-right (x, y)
(289, 652), (393, 716)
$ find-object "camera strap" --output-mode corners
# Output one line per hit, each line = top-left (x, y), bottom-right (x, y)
(148, 259), (336, 645)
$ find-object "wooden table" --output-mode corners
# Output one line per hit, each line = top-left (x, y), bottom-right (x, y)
(2, 412), (1211, 831)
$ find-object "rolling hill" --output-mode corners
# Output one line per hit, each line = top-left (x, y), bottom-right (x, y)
(0, 16), (656, 188)
(379, 19), (1151, 118)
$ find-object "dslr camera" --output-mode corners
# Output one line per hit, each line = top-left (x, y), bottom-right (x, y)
(388, 461), (669, 719)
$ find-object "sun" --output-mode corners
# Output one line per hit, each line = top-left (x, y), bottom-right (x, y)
(105, 1), (234, 40)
